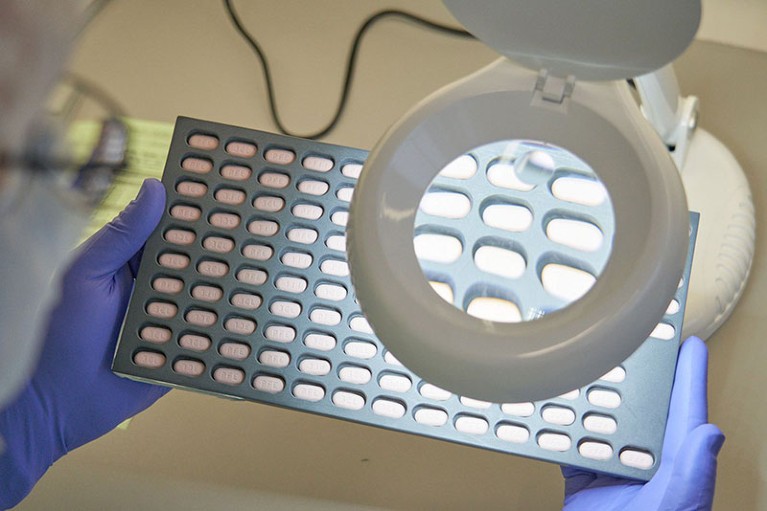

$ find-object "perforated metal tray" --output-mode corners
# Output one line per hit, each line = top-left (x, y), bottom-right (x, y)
(113, 116), (698, 480)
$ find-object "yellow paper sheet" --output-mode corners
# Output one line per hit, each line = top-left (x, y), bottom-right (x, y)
(68, 117), (175, 241)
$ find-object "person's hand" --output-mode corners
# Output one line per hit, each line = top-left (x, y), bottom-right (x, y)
(561, 336), (724, 510)
(0, 179), (170, 508)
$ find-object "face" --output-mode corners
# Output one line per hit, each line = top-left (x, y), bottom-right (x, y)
(0, 1), (83, 410)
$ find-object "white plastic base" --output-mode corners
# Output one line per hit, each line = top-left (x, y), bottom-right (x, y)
(680, 128), (755, 340)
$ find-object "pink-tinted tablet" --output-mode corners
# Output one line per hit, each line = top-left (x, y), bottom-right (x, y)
(219, 342), (251, 360)
(158, 252), (190, 270)
(242, 244), (273, 261)
(275, 276), (308, 293)
(231, 292), (262, 310)
(226, 141), (257, 158)
(299, 357), (331, 376)
(336, 187), (354, 202)
(146, 301), (177, 319)
(286, 228), (318, 245)
(191, 284), (223, 302)
(325, 234), (346, 252)
(202, 236), (235, 254)
(133, 351), (166, 368)
(221, 164), (252, 181)
(188, 133), (219, 150)
(209, 212), (241, 230)
(176, 180), (208, 198)
(236, 268), (268, 286)
(248, 220), (279, 237)
(315, 283), (347, 301)
(253, 374), (285, 393)
(305, 333), (336, 351)
(173, 359), (205, 377)
(214, 188), (246, 205)
(152, 277), (184, 295)
(179, 333), (212, 352)
(341, 163), (363, 179)
(320, 258), (349, 277)
(303, 156), (334, 172)
(181, 157), (213, 174)
(259, 350), (290, 368)
(297, 179), (329, 196)
(224, 317), (256, 335)
(292, 203), (323, 220)
(170, 204), (202, 222)
(259, 172), (290, 189)
(330, 211), (349, 226)
(213, 367), (246, 385)
(264, 148), (296, 165)
(309, 307), (342, 326)
(281, 251), (313, 269)
(254, 195), (285, 212)
(264, 325), (296, 343)
(164, 228), (196, 246)
(197, 260), (229, 277)
(140, 326), (172, 344)
(293, 383), (325, 402)
(185, 309), (217, 327)
(332, 390), (365, 410)
(270, 300), (301, 319)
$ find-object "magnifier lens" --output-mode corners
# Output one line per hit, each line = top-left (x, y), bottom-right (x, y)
(414, 139), (615, 324)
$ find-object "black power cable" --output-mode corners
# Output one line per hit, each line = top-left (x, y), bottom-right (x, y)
(222, 0), (475, 140)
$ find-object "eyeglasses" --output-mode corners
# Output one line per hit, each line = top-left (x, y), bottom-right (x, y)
(0, 117), (128, 207)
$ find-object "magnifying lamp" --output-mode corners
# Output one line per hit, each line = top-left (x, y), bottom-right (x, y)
(347, 0), (701, 403)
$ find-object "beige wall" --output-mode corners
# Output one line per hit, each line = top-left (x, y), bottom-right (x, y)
(15, 1), (767, 510)
(700, 0), (767, 52)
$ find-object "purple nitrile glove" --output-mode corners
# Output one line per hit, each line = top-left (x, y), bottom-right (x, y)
(561, 336), (724, 511)
(0, 179), (170, 509)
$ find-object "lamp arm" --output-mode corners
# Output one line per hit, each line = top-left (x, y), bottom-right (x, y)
(634, 64), (699, 170)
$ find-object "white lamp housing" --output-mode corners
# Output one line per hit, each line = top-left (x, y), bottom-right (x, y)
(347, 0), (702, 402)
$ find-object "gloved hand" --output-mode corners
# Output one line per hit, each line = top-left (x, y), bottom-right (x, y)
(561, 336), (724, 511)
(0, 179), (170, 509)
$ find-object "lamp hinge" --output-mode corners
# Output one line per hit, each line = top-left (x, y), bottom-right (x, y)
(534, 70), (576, 105)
